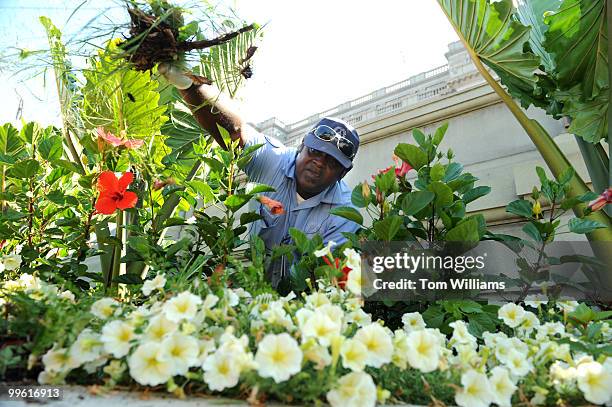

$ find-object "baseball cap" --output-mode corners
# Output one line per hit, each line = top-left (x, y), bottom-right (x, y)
(303, 117), (360, 170)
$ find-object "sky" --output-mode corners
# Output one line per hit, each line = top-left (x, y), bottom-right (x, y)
(0, 0), (458, 127)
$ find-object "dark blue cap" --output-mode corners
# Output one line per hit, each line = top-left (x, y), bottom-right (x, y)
(303, 117), (360, 170)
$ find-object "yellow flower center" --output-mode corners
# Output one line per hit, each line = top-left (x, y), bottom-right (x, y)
(270, 349), (287, 364)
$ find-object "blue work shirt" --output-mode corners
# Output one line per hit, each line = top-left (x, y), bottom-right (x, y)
(243, 127), (360, 268)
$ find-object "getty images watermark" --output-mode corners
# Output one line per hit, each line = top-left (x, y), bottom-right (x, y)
(360, 241), (612, 302)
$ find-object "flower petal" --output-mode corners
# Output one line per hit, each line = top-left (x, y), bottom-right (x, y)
(96, 127), (124, 147)
(118, 172), (134, 192)
(97, 171), (119, 193)
(95, 195), (118, 215)
(116, 191), (138, 210)
(123, 139), (144, 149)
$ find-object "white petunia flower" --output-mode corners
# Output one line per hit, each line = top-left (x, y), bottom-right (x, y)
(2, 253), (22, 271)
(202, 293), (219, 310)
(302, 338), (332, 370)
(101, 320), (136, 358)
(90, 298), (120, 319)
(454, 370), (494, 407)
(498, 303), (525, 328)
(301, 310), (342, 346)
(255, 333), (303, 383)
(517, 311), (540, 335)
(145, 314), (178, 341)
(449, 320), (477, 347)
(142, 274), (166, 296)
(340, 338), (368, 372)
(19, 273), (41, 291)
(163, 291), (202, 322)
(489, 366), (517, 407)
(70, 329), (104, 366)
(202, 351), (242, 391)
(556, 300), (579, 313)
(343, 247), (361, 270)
(305, 292), (330, 308)
(576, 360), (612, 405)
(313, 241), (336, 258)
(506, 349), (533, 377)
(406, 328), (442, 373)
(162, 333), (200, 375)
(536, 321), (565, 339)
(347, 308), (371, 327)
(42, 347), (79, 373)
(402, 312), (426, 332)
(58, 290), (75, 302)
(327, 371), (376, 407)
(128, 342), (173, 386)
(354, 323), (393, 368)
(345, 268), (362, 296)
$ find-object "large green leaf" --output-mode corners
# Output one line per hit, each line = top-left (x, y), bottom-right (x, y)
(437, 0), (541, 106)
(543, 0), (608, 100)
(330, 206), (363, 226)
(556, 86), (608, 143)
(82, 41), (168, 140)
(515, 0), (562, 72)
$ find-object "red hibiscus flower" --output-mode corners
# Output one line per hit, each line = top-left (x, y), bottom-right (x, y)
(392, 154), (412, 177)
(96, 127), (144, 150)
(95, 171), (138, 215)
(588, 187), (612, 212)
(257, 196), (285, 215)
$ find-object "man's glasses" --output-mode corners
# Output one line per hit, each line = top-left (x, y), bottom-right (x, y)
(311, 125), (356, 159)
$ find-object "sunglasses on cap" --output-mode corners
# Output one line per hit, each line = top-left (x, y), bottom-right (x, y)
(311, 125), (356, 159)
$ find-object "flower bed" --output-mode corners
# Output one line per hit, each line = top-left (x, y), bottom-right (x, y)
(2, 262), (611, 407)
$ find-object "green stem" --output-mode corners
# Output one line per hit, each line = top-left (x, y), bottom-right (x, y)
(607, 0), (612, 186)
(109, 210), (124, 293)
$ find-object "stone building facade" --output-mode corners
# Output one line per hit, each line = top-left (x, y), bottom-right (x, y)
(252, 41), (591, 239)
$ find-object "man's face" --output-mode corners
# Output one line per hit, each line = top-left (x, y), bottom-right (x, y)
(295, 146), (345, 198)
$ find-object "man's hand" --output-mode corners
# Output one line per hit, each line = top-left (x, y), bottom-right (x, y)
(158, 62), (194, 90)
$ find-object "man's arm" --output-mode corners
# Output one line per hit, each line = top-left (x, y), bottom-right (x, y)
(159, 63), (247, 149)
(179, 84), (247, 150)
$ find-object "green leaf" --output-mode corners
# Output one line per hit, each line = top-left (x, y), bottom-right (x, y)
(7, 159), (40, 178)
(0, 123), (25, 164)
(462, 186), (491, 204)
(39, 135), (63, 161)
(428, 181), (453, 208)
(412, 128), (426, 146)
(330, 206), (363, 226)
(246, 183), (276, 195)
(543, 0), (608, 99)
(522, 222), (543, 242)
(187, 180), (215, 203)
(568, 303), (596, 325)
(442, 162), (463, 183)
(468, 312), (498, 338)
(422, 305), (445, 328)
(556, 87), (608, 143)
(351, 184), (369, 208)
(394, 143), (428, 170)
(430, 163), (446, 182)
(373, 215), (403, 241)
(224, 194), (251, 211)
(374, 167), (396, 193)
(568, 218), (606, 234)
(445, 217), (479, 243)
(402, 191), (435, 216)
(432, 122), (448, 145)
(289, 228), (309, 253)
(437, 0), (541, 106)
(113, 274), (144, 284)
(240, 212), (263, 226)
(507, 199), (533, 218)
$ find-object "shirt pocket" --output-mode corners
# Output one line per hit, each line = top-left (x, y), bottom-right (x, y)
(259, 202), (281, 229)
(302, 212), (330, 236)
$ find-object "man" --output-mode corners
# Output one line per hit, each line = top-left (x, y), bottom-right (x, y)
(160, 64), (361, 287)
